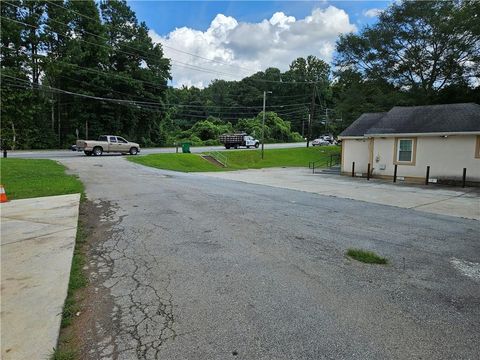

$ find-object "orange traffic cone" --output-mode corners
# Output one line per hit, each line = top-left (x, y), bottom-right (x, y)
(0, 185), (8, 203)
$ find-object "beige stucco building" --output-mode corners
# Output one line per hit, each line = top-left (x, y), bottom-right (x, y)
(338, 103), (480, 184)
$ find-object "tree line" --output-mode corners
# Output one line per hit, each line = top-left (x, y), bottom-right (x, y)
(1, 0), (479, 149)
(1, 0), (170, 149)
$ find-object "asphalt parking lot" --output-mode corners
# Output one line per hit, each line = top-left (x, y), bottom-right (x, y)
(57, 156), (479, 359)
(199, 167), (480, 220)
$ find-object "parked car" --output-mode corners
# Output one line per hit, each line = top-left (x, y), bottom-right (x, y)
(320, 134), (334, 142)
(76, 135), (140, 156)
(312, 138), (331, 146)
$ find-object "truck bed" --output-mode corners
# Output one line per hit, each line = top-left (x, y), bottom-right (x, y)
(219, 134), (244, 144)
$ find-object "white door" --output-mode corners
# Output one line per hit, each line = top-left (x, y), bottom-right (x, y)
(245, 136), (255, 146)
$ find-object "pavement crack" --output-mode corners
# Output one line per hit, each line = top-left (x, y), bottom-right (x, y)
(91, 204), (177, 359)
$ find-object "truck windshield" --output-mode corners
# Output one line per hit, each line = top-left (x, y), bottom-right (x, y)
(98, 136), (107, 141)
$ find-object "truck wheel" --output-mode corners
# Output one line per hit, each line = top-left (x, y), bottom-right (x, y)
(225, 145), (230, 149)
(247, 146), (250, 149)
(234, 145), (238, 149)
(84, 151), (92, 156)
(255, 142), (259, 148)
(93, 146), (103, 156)
(129, 147), (138, 155)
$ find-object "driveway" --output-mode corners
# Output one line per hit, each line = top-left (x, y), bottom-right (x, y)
(199, 167), (480, 220)
(60, 156), (480, 359)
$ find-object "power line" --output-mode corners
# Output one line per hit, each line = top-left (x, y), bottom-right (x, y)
(2, 75), (317, 117)
(3, 5), (324, 85)
(0, 14), (244, 81)
(42, 0), (258, 75)
(4, 80), (316, 128)
(2, 74), (164, 107)
(1, 45), (170, 90)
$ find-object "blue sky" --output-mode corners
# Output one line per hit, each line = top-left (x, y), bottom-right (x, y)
(128, 1), (390, 35)
(126, 1), (392, 87)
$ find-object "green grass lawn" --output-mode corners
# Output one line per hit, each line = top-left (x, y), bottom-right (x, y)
(129, 153), (223, 172)
(0, 158), (84, 200)
(129, 146), (340, 173)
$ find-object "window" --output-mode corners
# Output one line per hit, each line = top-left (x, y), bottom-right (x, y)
(394, 138), (416, 165)
(98, 136), (107, 142)
(398, 139), (413, 161)
(109, 136), (117, 143)
(117, 137), (128, 143)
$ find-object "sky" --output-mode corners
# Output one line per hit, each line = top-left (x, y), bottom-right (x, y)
(126, 1), (391, 87)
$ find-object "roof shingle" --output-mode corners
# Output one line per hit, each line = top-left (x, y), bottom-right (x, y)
(340, 103), (480, 137)
(339, 112), (386, 137)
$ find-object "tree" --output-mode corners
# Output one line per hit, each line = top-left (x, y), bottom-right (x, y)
(331, 69), (410, 125)
(1, 1), (51, 149)
(236, 112), (303, 142)
(99, 0), (170, 145)
(336, 1), (480, 100)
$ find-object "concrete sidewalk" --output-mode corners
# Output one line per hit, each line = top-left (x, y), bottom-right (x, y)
(198, 168), (480, 220)
(1, 194), (81, 360)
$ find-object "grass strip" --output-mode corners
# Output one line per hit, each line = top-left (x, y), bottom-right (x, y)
(129, 146), (340, 172)
(347, 248), (388, 264)
(50, 215), (88, 360)
(0, 158), (86, 359)
(0, 158), (84, 199)
(61, 217), (88, 328)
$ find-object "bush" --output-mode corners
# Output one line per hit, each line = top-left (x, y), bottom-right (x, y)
(181, 118), (233, 142)
(236, 112), (303, 143)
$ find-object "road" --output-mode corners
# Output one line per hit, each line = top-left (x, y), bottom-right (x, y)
(59, 156), (480, 360)
(5, 142), (306, 159)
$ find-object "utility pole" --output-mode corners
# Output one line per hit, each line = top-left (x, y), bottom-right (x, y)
(261, 90), (272, 159)
(58, 101), (61, 147)
(305, 114), (311, 147)
(50, 100), (55, 132)
(325, 108), (329, 132)
(85, 120), (89, 139)
(307, 83), (316, 148)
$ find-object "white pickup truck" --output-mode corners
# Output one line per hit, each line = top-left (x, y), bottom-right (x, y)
(76, 135), (140, 156)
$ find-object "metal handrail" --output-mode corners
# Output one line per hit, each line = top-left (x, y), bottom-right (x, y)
(309, 153), (341, 173)
(208, 151), (228, 167)
(328, 153), (341, 167)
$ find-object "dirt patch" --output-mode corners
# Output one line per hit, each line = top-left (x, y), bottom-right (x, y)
(56, 198), (121, 359)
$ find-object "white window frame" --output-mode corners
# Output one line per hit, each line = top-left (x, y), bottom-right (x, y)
(394, 137), (416, 165)
(397, 139), (413, 162)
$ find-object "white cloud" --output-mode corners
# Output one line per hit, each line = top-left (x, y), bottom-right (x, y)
(363, 8), (382, 18)
(149, 6), (356, 88)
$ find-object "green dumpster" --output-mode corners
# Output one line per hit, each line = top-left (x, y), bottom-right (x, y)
(181, 142), (191, 153)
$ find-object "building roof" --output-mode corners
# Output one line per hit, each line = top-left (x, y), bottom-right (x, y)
(340, 103), (480, 137)
(339, 112), (386, 137)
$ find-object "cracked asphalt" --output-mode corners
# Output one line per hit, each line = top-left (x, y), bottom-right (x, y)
(59, 156), (480, 360)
